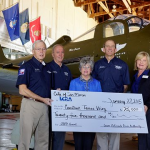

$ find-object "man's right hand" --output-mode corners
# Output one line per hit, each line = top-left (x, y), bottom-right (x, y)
(43, 98), (53, 106)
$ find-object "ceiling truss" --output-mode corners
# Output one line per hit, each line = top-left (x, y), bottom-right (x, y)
(73, 0), (150, 23)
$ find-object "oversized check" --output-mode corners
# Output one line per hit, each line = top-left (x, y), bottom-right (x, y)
(51, 90), (148, 133)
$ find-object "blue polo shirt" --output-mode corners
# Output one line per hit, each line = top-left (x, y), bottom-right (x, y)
(16, 57), (52, 98)
(47, 60), (72, 90)
(92, 57), (130, 92)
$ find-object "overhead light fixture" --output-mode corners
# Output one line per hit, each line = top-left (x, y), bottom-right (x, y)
(112, 5), (116, 12)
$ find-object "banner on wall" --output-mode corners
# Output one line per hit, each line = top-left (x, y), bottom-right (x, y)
(29, 17), (41, 43)
(2, 3), (20, 41)
(19, 8), (30, 45)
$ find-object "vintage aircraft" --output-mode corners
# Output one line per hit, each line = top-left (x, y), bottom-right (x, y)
(0, 14), (150, 95)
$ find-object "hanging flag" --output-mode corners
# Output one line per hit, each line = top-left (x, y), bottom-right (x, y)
(19, 9), (30, 45)
(29, 17), (41, 43)
(2, 3), (19, 41)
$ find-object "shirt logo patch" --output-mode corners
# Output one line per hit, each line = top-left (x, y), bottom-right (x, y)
(35, 68), (40, 72)
(115, 65), (122, 70)
(47, 70), (51, 74)
(99, 66), (105, 69)
(64, 72), (68, 76)
(53, 71), (57, 73)
(18, 69), (25, 76)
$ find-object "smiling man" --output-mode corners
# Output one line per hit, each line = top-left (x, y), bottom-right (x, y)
(92, 39), (130, 150)
(47, 44), (72, 150)
(16, 40), (52, 150)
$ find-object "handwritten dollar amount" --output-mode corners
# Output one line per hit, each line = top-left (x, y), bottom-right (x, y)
(122, 107), (142, 112)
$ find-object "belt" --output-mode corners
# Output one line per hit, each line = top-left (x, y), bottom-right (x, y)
(23, 96), (44, 103)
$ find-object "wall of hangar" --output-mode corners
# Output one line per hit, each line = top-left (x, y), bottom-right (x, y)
(0, 0), (97, 43)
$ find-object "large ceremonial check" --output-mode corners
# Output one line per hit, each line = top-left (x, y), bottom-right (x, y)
(51, 90), (148, 133)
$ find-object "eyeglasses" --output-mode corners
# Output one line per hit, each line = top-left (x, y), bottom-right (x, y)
(34, 48), (47, 51)
(82, 66), (91, 69)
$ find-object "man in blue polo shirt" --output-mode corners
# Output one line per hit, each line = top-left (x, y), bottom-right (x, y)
(47, 44), (72, 150)
(92, 39), (130, 150)
(16, 40), (53, 150)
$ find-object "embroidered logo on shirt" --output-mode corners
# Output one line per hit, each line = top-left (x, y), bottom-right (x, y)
(53, 71), (57, 73)
(115, 65), (122, 70)
(47, 70), (51, 74)
(99, 66), (105, 69)
(64, 72), (68, 76)
(21, 61), (24, 65)
(35, 68), (40, 72)
(18, 69), (25, 75)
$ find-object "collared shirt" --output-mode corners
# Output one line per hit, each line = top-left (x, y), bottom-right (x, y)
(69, 77), (102, 92)
(16, 57), (52, 98)
(132, 69), (149, 93)
(47, 60), (72, 90)
(92, 57), (130, 92)
(80, 76), (93, 91)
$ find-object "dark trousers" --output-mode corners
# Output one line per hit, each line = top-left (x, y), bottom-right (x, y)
(52, 132), (66, 150)
(49, 107), (52, 150)
(73, 132), (95, 150)
(138, 109), (150, 150)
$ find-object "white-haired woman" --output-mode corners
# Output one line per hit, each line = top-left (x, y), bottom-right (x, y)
(131, 51), (150, 150)
(69, 57), (102, 150)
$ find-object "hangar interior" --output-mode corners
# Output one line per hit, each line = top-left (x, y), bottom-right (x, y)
(0, 0), (150, 150)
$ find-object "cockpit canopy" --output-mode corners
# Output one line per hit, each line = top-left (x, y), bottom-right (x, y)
(73, 14), (150, 42)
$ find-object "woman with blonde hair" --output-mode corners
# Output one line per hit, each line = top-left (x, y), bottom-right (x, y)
(131, 51), (150, 150)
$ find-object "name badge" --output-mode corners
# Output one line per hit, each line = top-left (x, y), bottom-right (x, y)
(142, 75), (148, 78)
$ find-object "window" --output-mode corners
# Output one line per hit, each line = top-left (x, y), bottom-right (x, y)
(127, 17), (142, 32)
(103, 22), (124, 38)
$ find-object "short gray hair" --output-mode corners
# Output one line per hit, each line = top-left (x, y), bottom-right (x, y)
(32, 40), (46, 50)
(79, 57), (94, 71)
(52, 44), (64, 53)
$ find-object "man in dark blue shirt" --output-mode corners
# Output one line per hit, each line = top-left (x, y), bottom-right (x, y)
(92, 39), (130, 150)
(47, 44), (72, 150)
(16, 40), (52, 150)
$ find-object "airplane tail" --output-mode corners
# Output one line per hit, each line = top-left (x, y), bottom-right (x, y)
(0, 45), (7, 62)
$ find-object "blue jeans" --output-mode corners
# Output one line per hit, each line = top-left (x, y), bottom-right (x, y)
(52, 132), (66, 150)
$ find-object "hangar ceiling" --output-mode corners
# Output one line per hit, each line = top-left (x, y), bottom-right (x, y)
(73, 0), (150, 22)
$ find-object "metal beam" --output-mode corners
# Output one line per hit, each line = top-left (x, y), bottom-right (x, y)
(127, 0), (131, 5)
(98, 1), (114, 18)
(126, 0), (137, 15)
(88, 3), (95, 17)
(122, 0), (131, 13)
(74, 0), (105, 7)
(111, 0), (124, 6)
(89, 2), (150, 18)
(130, 0), (144, 3)
(132, 8), (137, 15)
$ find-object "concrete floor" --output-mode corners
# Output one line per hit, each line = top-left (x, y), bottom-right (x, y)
(0, 113), (138, 150)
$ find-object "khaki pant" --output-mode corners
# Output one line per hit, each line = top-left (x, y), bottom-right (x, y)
(96, 133), (120, 150)
(18, 98), (49, 150)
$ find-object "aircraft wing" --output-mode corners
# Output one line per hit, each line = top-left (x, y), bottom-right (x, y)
(0, 63), (19, 69)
